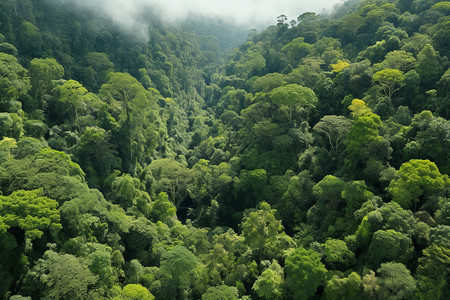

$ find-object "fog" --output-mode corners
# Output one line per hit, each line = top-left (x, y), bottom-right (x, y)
(69, 0), (344, 32)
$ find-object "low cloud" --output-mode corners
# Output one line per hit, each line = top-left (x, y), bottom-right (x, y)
(67, 0), (344, 39)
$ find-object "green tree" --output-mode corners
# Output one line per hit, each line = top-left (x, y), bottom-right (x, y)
(21, 250), (98, 300)
(100, 72), (158, 172)
(375, 50), (417, 72)
(148, 159), (194, 208)
(252, 260), (284, 299)
(0, 189), (61, 240)
(281, 37), (312, 62)
(241, 202), (294, 260)
(285, 247), (327, 300)
(0, 53), (30, 111)
(313, 115), (353, 158)
(415, 244), (450, 300)
(372, 68), (404, 100)
(74, 126), (119, 187)
(416, 44), (441, 88)
(113, 284), (155, 300)
(110, 173), (151, 215)
(251, 73), (285, 93)
(344, 111), (383, 172)
(150, 192), (177, 225)
(202, 285), (239, 300)
(388, 159), (449, 210)
(269, 84), (318, 126)
(324, 272), (363, 300)
(322, 239), (355, 270)
(368, 229), (413, 266)
(28, 58), (64, 108)
(57, 80), (92, 131)
(160, 246), (199, 299)
(376, 262), (416, 300)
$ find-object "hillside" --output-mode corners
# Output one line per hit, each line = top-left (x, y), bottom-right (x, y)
(0, 0), (449, 299)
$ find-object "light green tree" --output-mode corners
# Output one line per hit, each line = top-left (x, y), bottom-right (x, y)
(285, 247), (327, 300)
(252, 260), (284, 299)
(372, 68), (404, 100)
(241, 202), (294, 260)
(324, 272), (363, 300)
(113, 284), (155, 300)
(388, 159), (449, 210)
(202, 285), (239, 300)
(0, 189), (61, 240)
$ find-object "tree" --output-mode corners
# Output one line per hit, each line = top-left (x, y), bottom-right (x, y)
(110, 173), (151, 215)
(0, 53), (30, 111)
(57, 80), (92, 131)
(269, 84), (317, 125)
(21, 250), (98, 300)
(313, 115), (353, 158)
(376, 262), (416, 300)
(160, 246), (199, 299)
(415, 244), (450, 299)
(150, 192), (177, 225)
(331, 60), (350, 73)
(324, 272), (363, 300)
(388, 159), (449, 210)
(84, 52), (114, 90)
(344, 111), (383, 172)
(100, 72), (158, 172)
(202, 285), (239, 300)
(74, 126), (119, 187)
(113, 284), (155, 300)
(148, 159), (194, 208)
(28, 58), (64, 108)
(372, 69), (404, 100)
(368, 229), (413, 266)
(416, 44), (441, 88)
(375, 50), (417, 72)
(0, 137), (16, 163)
(252, 260), (284, 299)
(241, 202), (294, 260)
(322, 239), (355, 270)
(0, 189), (61, 240)
(285, 247), (327, 300)
(0, 189), (62, 297)
(348, 99), (372, 117)
(251, 73), (285, 93)
(281, 37), (312, 62)
(313, 175), (346, 210)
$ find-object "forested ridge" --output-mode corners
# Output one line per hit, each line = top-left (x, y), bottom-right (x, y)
(0, 0), (449, 299)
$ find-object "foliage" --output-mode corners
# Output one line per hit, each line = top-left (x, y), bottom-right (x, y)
(0, 189), (61, 240)
(388, 159), (448, 210)
(285, 247), (327, 300)
(0, 0), (448, 298)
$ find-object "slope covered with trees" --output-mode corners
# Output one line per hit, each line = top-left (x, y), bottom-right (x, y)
(0, 0), (449, 299)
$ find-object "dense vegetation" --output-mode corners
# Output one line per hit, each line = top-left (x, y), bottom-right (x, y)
(0, 0), (449, 299)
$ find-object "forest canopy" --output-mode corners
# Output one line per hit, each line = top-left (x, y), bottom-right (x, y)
(0, 0), (449, 299)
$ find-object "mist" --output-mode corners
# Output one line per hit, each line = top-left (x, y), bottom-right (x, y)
(67, 0), (344, 37)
